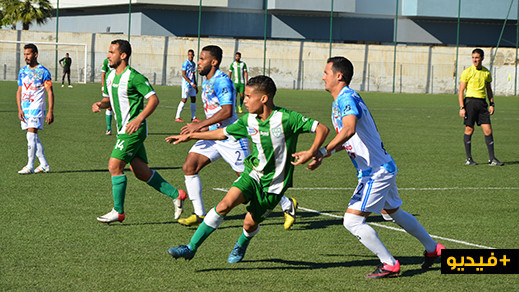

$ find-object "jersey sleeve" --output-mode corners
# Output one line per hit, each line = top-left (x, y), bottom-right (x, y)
(459, 68), (470, 83)
(337, 95), (361, 119)
(133, 74), (156, 99)
(17, 68), (24, 86)
(215, 78), (234, 106)
(101, 59), (109, 72)
(182, 60), (188, 71)
(243, 62), (247, 71)
(224, 115), (249, 140)
(42, 68), (52, 87)
(287, 109), (318, 134)
(485, 71), (492, 83)
(103, 73), (109, 97)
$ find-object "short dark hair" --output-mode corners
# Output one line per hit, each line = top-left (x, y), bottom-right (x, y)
(235, 52), (241, 57)
(472, 48), (484, 57)
(247, 75), (277, 99)
(24, 44), (38, 54)
(188, 49), (194, 55)
(202, 45), (222, 66)
(111, 39), (132, 60)
(327, 56), (354, 85)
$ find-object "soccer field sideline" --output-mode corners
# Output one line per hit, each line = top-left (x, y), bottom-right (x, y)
(213, 186), (507, 250)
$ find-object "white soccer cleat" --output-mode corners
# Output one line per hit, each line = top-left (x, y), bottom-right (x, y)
(174, 190), (187, 220)
(97, 208), (125, 223)
(18, 166), (34, 175)
(34, 164), (50, 173)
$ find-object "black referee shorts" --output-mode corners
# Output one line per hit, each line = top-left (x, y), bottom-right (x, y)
(464, 97), (491, 127)
(63, 68), (71, 74)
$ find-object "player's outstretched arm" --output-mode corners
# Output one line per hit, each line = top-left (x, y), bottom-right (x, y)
(325, 115), (356, 152)
(292, 123), (329, 167)
(307, 115), (356, 170)
(166, 128), (227, 144)
(181, 104), (233, 135)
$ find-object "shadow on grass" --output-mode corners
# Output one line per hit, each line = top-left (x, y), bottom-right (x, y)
(197, 255), (439, 277)
(502, 160), (519, 165)
(51, 166), (182, 174)
(103, 221), (177, 226)
(101, 210), (421, 232)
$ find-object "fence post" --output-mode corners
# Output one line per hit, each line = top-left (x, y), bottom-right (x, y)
(399, 63), (402, 93)
(301, 60), (304, 90)
(367, 63), (370, 92)
(431, 65), (434, 94)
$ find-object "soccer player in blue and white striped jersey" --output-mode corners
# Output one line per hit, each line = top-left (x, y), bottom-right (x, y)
(311, 57), (445, 278)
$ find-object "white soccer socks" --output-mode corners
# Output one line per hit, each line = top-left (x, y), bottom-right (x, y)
(34, 134), (48, 167)
(343, 213), (396, 265)
(388, 208), (437, 253)
(26, 132), (48, 168)
(185, 174), (206, 216)
(26, 132), (37, 167)
(278, 195), (291, 212)
(176, 101), (186, 119)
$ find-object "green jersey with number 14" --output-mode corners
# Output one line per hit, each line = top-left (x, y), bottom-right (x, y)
(103, 67), (156, 135)
(224, 107), (319, 195)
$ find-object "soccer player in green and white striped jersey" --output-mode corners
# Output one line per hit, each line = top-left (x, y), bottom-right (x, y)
(229, 52), (247, 113)
(92, 39), (187, 224)
(166, 75), (329, 263)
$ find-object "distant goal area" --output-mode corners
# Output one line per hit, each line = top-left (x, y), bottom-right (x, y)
(0, 40), (87, 84)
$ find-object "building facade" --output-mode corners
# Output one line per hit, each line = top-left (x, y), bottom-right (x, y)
(20, 0), (519, 47)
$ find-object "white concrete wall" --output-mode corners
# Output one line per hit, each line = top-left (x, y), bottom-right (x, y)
(1, 30), (518, 95)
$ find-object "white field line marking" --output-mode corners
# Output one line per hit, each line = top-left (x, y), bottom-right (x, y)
(213, 187), (497, 249)
(297, 207), (495, 249)
(288, 187), (519, 191)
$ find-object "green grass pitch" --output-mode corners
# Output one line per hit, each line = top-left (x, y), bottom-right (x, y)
(0, 80), (518, 290)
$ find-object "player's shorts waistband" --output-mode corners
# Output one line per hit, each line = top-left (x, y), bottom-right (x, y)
(465, 97), (486, 100)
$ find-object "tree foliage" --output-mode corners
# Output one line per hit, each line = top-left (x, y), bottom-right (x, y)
(1, 0), (54, 30)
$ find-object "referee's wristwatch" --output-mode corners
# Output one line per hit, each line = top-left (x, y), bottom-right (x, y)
(490, 102), (495, 106)
(459, 106), (464, 110)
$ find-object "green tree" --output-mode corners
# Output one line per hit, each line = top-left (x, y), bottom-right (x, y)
(1, 0), (53, 30)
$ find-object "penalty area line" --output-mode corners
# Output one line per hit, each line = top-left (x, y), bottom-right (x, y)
(213, 187), (496, 249)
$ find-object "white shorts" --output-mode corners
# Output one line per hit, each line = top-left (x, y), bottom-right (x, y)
(189, 138), (249, 172)
(21, 116), (44, 130)
(348, 170), (402, 214)
(182, 85), (196, 99)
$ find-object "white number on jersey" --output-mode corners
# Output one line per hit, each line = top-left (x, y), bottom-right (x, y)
(115, 139), (125, 151)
